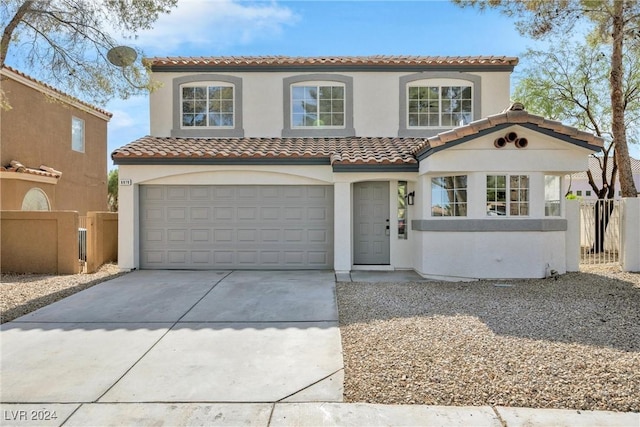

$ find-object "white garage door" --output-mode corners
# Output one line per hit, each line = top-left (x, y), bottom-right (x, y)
(139, 185), (334, 269)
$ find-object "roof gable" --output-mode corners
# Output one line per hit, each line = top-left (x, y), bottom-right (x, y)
(412, 103), (603, 160)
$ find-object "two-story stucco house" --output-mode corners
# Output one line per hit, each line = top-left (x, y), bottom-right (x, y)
(1, 66), (112, 215)
(112, 55), (603, 280)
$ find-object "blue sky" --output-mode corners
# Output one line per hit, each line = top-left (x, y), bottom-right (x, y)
(53, 0), (638, 167)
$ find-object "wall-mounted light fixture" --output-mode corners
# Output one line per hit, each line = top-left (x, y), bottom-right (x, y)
(407, 191), (415, 206)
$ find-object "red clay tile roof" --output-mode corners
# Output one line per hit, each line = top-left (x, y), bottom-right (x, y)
(111, 136), (423, 166)
(1, 160), (62, 179)
(113, 105), (604, 167)
(1, 66), (112, 119)
(147, 55), (519, 69)
(411, 103), (604, 155)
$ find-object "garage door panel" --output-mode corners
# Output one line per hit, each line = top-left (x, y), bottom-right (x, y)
(191, 229), (210, 242)
(261, 207), (280, 220)
(192, 251), (211, 264)
(144, 207), (164, 221)
(140, 185), (333, 269)
(237, 207), (257, 220)
(190, 207), (210, 220)
(167, 186), (187, 200)
(167, 208), (186, 221)
(190, 187), (209, 199)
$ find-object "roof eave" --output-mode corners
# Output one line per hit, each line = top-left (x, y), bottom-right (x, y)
(112, 156), (332, 166)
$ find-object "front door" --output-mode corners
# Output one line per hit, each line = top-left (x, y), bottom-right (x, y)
(353, 181), (390, 265)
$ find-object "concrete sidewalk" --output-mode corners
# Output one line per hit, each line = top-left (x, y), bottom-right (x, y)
(1, 402), (637, 426)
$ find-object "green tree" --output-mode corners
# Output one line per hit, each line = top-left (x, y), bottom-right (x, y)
(1, 0), (177, 107)
(514, 42), (640, 252)
(513, 42), (640, 199)
(454, 0), (640, 197)
(107, 168), (118, 212)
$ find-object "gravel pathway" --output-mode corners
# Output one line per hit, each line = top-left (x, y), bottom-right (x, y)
(337, 267), (640, 412)
(1, 263), (126, 323)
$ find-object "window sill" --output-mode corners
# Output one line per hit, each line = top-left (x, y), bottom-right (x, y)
(412, 218), (567, 232)
(170, 128), (244, 138)
(282, 127), (356, 138)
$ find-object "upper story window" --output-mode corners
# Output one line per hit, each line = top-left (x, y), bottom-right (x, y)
(282, 74), (355, 138)
(292, 84), (344, 128)
(486, 175), (529, 216)
(71, 116), (84, 152)
(408, 85), (472, 128)
(171, 74), (243, 138)
(181, 84), (234, 128)
(399, 72), (481, 138)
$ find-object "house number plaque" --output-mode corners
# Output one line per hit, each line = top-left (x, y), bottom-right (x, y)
(120, 178), (132, 186)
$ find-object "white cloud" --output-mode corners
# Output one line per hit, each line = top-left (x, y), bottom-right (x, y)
(107, 96), (148, 131)
(134, 0), (298, 54)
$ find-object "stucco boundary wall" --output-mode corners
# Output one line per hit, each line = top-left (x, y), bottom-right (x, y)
(620, 198), (640, 272)
(86, 211), (118, 274)
(0, 211), (80, 274)
(565, 199), (580, 272)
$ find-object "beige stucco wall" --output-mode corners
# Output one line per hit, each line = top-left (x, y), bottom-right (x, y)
(149, 70), (513, 138)
(0, 75), (109, 215)
(1, 210), (80, 274)
(86, 211), (118, 273)
(0, 177), (57, 210)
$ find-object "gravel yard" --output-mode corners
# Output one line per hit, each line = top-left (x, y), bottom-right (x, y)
(338, 266), (640, 412)
(2, 263), (639, 412)
(1, 263), (126, 323)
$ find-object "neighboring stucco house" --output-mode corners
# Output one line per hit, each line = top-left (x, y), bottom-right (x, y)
(112, 56), (602, 279)
(565, 156), (640, 199)
(0, 66), (112, 215)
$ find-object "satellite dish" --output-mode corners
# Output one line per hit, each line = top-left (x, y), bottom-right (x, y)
(107, 46), (137, 67)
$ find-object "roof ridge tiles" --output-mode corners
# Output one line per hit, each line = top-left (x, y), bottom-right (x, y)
(146, 55), (519, 67)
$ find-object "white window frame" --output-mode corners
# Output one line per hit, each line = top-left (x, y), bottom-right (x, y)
(180, 82), (235, 129)
(290, 81), (346, 129)
(486, 174), (530, 217)
(544, 175), (562, 217)
(431, 175), (468, 217)
(407, 84), (473, 128)
(71, 116), (85, 153)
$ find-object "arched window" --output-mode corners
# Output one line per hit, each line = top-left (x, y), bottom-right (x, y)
(21, 188), (51, 211)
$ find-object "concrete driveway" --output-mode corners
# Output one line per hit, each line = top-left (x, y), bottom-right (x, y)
(1, 270), (343, 424)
